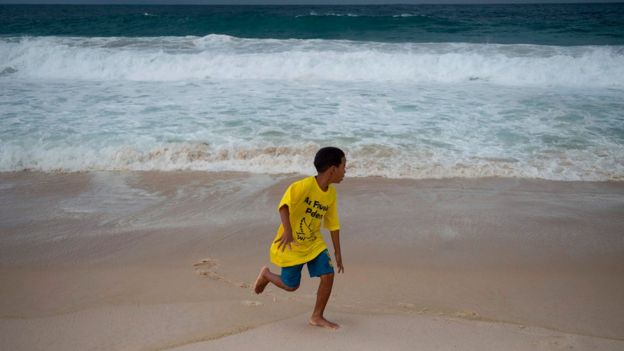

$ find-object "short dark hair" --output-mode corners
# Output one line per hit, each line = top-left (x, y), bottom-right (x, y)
(314, 147), (345, 173)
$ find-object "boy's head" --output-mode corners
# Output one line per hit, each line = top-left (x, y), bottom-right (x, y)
(314, 147), (346, 183)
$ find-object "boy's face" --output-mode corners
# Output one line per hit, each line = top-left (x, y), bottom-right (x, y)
(331, 157), (347, 184)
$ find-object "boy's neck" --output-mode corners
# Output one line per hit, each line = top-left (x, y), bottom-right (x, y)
(314, 174), (330, 192)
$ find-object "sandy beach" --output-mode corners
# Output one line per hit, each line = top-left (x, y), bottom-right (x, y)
(1, 171), (623, 350)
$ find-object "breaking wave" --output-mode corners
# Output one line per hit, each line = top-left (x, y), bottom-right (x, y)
(2, 35), (623, 87)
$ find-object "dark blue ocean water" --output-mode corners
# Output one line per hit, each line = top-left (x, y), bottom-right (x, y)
(1, 3), (624, 45)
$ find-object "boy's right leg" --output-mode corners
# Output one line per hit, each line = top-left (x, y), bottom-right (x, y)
(254, 266), (299, 294)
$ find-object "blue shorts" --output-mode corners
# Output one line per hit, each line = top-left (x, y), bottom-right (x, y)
(281, 249), (334, 289)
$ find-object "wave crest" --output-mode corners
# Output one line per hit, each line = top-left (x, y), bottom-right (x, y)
(1, 36), (623, 87)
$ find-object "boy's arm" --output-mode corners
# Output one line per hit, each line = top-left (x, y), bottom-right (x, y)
(330, 230), (344, 273)
(275, 205), (298, 251)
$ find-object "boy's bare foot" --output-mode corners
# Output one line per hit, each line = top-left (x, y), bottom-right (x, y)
(308, 316), (340, 330)
(253, 266), (270, 294)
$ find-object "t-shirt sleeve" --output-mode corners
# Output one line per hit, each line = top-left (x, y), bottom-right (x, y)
(323, 192), (340, 231)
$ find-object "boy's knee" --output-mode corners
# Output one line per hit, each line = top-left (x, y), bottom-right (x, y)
(285, 284), (299, 292)
(320, 273), (334, 282)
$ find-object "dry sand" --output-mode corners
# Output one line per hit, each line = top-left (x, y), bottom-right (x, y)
(0, 171), (623, 350)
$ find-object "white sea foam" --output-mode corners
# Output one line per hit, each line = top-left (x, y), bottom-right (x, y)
(304, 11), (360, 17)
(1, 142), (622, 181)
(1, 36), (623, 87)
(1, 36), (623, 181)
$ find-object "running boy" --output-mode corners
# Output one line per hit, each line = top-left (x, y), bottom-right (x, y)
(253, 147), (346, 330)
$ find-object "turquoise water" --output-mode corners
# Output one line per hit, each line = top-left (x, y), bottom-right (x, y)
(1, 4), (623, 180)
(2, 4), (624, 45)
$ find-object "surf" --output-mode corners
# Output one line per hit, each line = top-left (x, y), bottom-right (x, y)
(2, 35), (624, 88)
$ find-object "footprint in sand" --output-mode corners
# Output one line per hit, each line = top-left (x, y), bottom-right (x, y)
(193, 257), (250, 289)
(193, 258), (222, 281)
(454, 310), (480, 320)
(397, 302), (416, 309)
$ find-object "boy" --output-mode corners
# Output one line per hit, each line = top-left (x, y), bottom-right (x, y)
(253, 147), (346, 330)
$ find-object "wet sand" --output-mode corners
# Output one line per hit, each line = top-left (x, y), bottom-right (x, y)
(1, 171), (623, 350)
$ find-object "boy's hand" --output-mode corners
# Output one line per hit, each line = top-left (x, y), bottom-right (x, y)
(274, 230), (299, 252)
(335, 253), (344, 273)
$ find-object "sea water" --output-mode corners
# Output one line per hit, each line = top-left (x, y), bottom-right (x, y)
(1, 4), (623, 180)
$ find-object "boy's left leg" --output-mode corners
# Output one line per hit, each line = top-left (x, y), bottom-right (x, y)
(307, 249), (339, 329)
(309, 272), (339, 329)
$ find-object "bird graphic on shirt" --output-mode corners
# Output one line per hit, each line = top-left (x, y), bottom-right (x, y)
(296, 217), (318, 242)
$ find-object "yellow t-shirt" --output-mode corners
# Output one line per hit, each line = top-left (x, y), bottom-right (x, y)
(270, 176), (340, 267)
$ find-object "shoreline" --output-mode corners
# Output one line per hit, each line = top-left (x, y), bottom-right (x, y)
(2, 169), (623, 182)
(1, 170), (623, 350)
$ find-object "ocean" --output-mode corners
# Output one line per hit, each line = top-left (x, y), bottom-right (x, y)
(1, 4), (623, 180)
